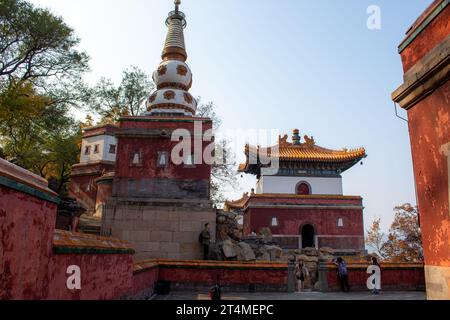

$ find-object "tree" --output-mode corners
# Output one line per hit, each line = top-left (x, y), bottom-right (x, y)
(0, 0), (90, 195)
(381, 204), (423, 262)
(0, 81), (81, 195)
(366, 204), (423, 262)
(91, 66), (153, 122)
(196, 100), (238, 206)
(0, 0), (89, 91)
(366, 218), (386, 259)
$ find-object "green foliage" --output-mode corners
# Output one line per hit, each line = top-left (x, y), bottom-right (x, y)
(91, 66), (154, 122)
(0, 81), (81, 195)
(0, 0), (89, 195)
(196, 100), (238, 206)
(0, 0), (89, 91)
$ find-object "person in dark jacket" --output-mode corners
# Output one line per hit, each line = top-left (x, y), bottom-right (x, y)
(209, 276), (222, 301)
(199, 223), (211, 260)
(333, 257), (350, 292)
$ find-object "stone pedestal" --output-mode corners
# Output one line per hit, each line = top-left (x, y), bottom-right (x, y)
(102, 198), (216, 261)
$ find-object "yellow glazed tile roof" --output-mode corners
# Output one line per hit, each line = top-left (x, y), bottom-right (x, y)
(247, 145), (366, 163)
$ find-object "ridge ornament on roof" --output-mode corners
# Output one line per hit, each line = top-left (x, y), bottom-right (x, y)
(239, 129), (367, 178)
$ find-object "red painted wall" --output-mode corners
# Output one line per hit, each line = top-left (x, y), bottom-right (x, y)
(326, 264), (425, 292)
(158, 267), (287, 286)
(116, 118), (212, 181)
(406, 82), (450, 267)
(95, 177), (114, 209)
(0, 185), (57, 299)
(243, 197), (365, 251)
(400, 4), (449, 72)
(46, 254), (133, 300)
(133, 267), (159, 297)
(69, 162), (115, 213)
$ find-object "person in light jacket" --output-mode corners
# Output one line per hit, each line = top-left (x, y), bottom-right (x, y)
(295, 260), (310, 292)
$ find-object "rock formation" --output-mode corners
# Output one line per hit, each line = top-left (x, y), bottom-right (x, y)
(212, 211), (284, 262)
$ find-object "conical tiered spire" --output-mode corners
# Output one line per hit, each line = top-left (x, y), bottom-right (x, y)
(162, 0), (187, 62)
(146, 0), (196, 117)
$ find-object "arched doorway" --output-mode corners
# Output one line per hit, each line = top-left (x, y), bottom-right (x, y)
(301, 224), (315, 248)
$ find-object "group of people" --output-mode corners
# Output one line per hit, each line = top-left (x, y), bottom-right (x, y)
(295, 256), (381, 294)
(200, 225), (382, 297)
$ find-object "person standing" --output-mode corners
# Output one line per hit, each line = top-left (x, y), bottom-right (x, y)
(295, 260), (310, 292)
(334, 257), (350, 292)
(209, 276), (222, 301)
(199, 223), (211, 260)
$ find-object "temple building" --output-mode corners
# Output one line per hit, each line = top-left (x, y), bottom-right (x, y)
(226, 130), (367, 256)
(69, 124), (118, 217)
(70, 1), (216, 260)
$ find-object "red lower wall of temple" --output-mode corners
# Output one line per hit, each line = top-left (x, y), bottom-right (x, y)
(0, 185), (57, 300)
(326, 264), (425, 292)
(159, 267), (287, 287)
(245, 207), (364, 251)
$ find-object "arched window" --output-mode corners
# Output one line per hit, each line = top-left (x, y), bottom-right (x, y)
(296, 182), (311, 195)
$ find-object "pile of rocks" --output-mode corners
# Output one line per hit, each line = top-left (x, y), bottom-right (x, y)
(212, 211), (284, 262)
(293, 247), (335, 288)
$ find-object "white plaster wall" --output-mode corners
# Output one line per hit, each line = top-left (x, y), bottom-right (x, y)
(257, 175), (343, 195)
(102, 135), (118, 162)
(80, 135), (117, 163)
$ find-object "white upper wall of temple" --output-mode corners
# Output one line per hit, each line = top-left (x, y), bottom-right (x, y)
(256, 175), (344, 196)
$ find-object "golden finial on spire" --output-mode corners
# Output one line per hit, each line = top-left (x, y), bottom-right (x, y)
(175, 0), (181, 13)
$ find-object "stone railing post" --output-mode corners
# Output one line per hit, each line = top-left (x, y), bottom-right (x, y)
(287, 257), (296, 293)
(316, 260), (329, 292)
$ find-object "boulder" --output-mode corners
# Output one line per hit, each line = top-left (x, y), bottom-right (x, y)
(319, 247), (335, 254)
(305, 262), (318, 270)
(319, 255), (334, 262)
(257, 252), (271, 261)
(259, 228), (273, 243)
(208, 243), (224, 261)
(237, 242), (256, 261)
(264, 245), (283, 260)
(222, 240), (238, 258)
(302, 247), (319, 256)
(297, 254), (319, 262)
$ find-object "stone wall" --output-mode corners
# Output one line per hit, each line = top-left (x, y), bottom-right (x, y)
(101, 198), (216, 261)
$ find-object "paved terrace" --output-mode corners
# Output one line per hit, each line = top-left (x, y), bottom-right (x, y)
(154, 291), (426, 301)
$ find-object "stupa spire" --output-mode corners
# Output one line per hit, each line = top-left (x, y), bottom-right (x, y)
(162, 0), (187, 62)
(146, 0), (197, 117)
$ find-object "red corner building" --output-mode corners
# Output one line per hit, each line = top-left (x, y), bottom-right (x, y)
(392, 0), (450, 300)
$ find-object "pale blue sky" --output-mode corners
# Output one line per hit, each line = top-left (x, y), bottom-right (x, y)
(30, 0), (433, 232)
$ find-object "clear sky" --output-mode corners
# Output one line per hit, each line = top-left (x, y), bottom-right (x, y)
(30, 0), (433, 232)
